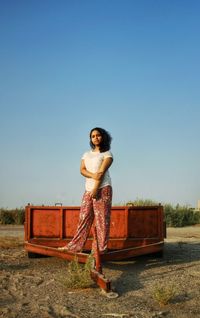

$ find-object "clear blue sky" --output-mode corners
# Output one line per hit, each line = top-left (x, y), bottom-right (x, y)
(0, 0), (199, 208)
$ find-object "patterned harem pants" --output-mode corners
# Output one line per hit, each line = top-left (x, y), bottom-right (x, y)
(67, 185), (112, 253)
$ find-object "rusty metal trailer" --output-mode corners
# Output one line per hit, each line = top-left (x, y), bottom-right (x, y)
(24, 204), (166, 295)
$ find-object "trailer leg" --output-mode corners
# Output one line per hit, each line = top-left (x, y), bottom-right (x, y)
(91, 227), (118, 297)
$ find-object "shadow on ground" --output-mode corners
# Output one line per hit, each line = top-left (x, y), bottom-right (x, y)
(103, 241), (200, 295)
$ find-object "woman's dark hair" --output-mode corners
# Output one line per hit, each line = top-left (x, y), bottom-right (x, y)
(89, 127), (112, 152)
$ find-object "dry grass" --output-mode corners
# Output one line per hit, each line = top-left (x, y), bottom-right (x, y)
(57, 254), (94, 290)
(150, 281), (177, 306)
(0, 236), (24, 249)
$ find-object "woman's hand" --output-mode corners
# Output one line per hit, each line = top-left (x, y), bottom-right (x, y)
(92, 172), (103, 181)
(90, 188), (99, 199)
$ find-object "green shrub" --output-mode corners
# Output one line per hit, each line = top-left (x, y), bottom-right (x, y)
(0, 208), (25, 225)
(125, 199), (200, 227)
(0, 209), (15, 224)
(126, 198), (159, 206)
(194, 210), (200, 224)
(12, 208), (25, 225)
(164, 204), (200, 227)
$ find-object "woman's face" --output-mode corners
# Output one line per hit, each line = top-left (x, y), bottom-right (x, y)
(90, 130), (102, 147)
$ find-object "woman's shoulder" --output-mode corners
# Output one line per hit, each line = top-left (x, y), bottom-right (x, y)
(81, 150), (92, 159)
(103, 150), (113, 158)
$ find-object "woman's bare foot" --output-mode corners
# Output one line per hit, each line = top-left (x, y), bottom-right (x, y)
(58, 246), (68, 251)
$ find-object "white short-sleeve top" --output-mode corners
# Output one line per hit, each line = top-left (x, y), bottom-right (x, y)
(82, 150), (113, 191)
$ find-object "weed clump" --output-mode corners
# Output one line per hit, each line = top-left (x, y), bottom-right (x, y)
(151, 281), (177, 306)
(59, 254), (94, 289)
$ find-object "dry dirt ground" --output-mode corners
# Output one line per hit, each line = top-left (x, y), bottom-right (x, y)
(0, 225), (200, 318)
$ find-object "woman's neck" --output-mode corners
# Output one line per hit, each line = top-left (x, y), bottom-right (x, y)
(93, 146), (100, 152)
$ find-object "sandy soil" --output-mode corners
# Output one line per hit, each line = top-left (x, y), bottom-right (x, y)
(0, 225), (200, 318)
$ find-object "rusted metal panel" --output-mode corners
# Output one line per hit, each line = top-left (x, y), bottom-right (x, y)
(109, 207), (128, 238)
(30, 208), (61, 238)
(128, 207), (160, 238)
(63, 208), (80, 237)
(25, 204), (165, 252)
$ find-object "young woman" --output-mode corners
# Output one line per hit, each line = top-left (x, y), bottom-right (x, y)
(59, 127), (113, 254)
